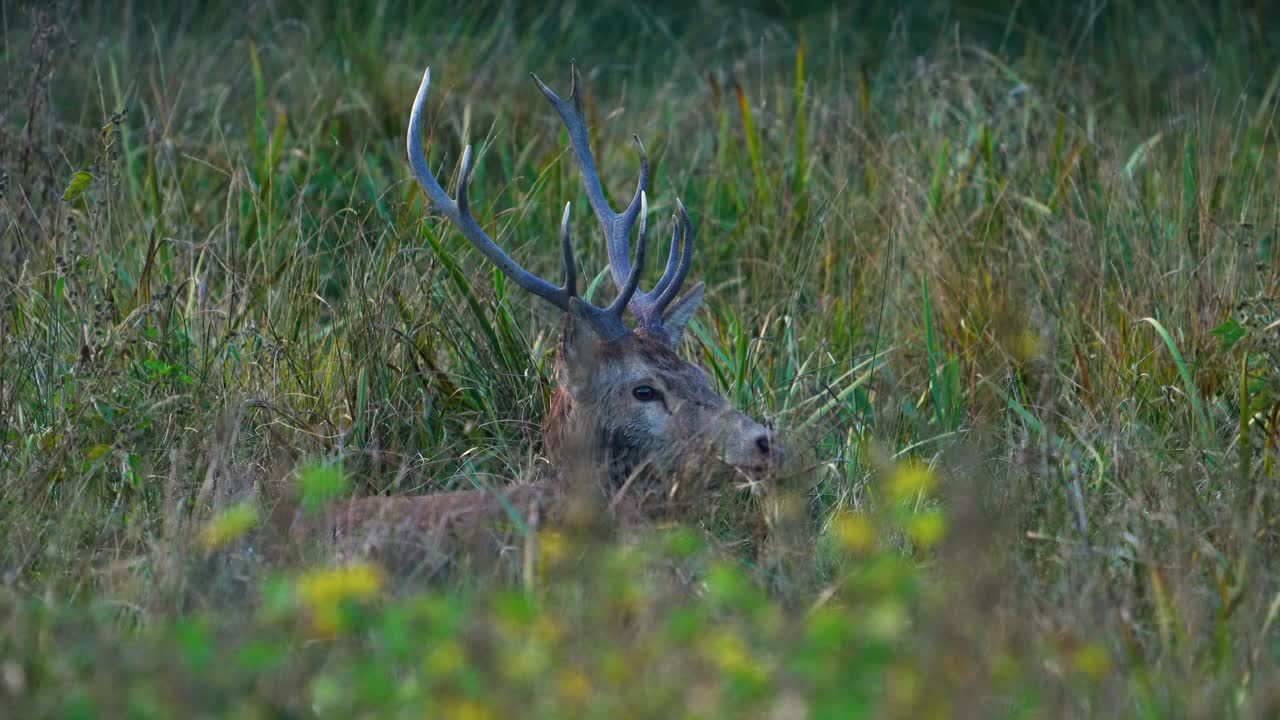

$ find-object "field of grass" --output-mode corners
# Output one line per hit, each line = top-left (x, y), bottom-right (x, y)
(3, 0), (1280, 716)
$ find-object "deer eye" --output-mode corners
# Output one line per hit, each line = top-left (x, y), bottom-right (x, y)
(632, 385), (661, 402)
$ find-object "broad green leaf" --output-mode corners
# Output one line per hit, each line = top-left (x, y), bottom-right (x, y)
(62, 171), (95, 201)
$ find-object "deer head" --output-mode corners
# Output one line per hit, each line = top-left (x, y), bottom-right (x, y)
(406, 65), (780, 504)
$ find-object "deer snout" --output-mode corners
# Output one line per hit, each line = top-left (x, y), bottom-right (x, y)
(753, 428), (781, 461)
(721, 412), (784, 471)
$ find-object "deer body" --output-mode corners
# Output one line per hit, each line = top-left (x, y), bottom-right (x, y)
(295, 65), (778, 549)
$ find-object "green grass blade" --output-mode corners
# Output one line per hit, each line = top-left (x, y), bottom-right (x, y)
(735, 82), (767, 202)
(1142, 317), (1215, 448)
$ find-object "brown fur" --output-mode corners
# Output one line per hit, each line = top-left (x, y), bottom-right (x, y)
(292, 485), (553, 571)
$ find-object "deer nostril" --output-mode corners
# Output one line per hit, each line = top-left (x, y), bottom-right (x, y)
(755, 434), (771, 455)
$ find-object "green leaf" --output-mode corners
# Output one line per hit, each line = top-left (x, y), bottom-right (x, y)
(236, 639), (286, 672)
(1211, 318), (1246, 351)
(174, 618), (214, 671)
(299, 461), (350, 513)
(62, 171), (95, 201)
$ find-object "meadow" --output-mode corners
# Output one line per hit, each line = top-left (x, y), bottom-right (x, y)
(2, 0), (1279, 716)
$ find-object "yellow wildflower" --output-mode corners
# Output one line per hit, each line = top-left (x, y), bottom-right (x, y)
(887, 459), (936, 502)
(905, 510), (947, 549)
(557, 668), (592, 706)
(698, 629), (765, 682)
(1071, 642), (1111, 680)
(831, 509), (877, 554)
(197, 503), (259, 553)
(538, 528), (569, 574)
(424, 639), (466, 675)
(436, 698), (495, 720)
(295, 563), (384, 634)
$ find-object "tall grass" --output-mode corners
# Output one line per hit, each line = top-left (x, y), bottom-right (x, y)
(2, 0), (1279, 716)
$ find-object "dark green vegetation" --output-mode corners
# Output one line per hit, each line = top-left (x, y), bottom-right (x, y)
(3, 0), (1280, 716)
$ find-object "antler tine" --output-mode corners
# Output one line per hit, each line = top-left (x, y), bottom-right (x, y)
(531, 67), (649, 290)
(531, 66), (701, 340)
(648, 207), (683, 303)
(409, 67), (613, 329)
(606, 191), (650, 315)
(649, 199), (694, 319)
(560, 202), (577, 298)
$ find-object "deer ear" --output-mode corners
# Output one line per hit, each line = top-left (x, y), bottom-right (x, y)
(560, 298), (604, 381)
(660, 282), (705, 349)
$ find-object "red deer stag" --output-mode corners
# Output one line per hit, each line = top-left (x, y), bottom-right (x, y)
(296, 66), (780, 551)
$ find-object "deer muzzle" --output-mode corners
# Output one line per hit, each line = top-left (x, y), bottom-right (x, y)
(719, 410), (783, 473)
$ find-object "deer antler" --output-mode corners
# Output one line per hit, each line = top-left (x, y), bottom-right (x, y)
(407, 67), (649, 340)
(531, 65), (697, 341)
